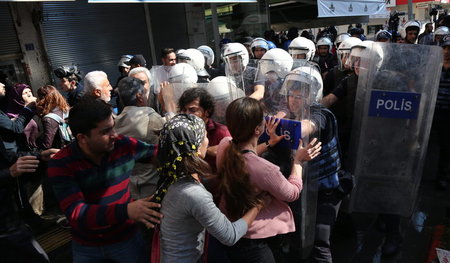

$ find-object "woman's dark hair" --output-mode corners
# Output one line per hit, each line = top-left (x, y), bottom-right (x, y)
(219, 97), (264, 220)
(182, 155), (212, 181)
(178, 87), (215, 118)
(68, 97), (112, 137)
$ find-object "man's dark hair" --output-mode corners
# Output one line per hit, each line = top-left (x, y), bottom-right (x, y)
(161, 48), (175, 59)
(117, 77), (145, 107)
(68, 96), (112, 136)
(287, 27), (299, 40)
(178, 88), (215, 118)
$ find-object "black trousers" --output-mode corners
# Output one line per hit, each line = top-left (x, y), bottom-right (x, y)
(0, 226), (49, 263)
(228, 237), (277, 263)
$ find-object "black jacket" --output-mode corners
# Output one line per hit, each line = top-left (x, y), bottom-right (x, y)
(0, 108), (39, 234)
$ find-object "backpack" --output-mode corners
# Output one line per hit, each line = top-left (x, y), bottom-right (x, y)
(44, 112), (73, 144)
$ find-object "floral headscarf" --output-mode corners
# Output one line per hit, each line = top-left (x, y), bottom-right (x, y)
(154, 114), (206, 203)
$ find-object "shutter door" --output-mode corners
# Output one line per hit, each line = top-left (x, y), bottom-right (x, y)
(41, 0), (151, 84)
(0, 3), (21, 57)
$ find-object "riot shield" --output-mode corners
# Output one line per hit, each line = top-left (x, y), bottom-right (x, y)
(225, 55), (245, 96)
(161, 83), (207, 112)
(206, 76), (244, 124)
(160, 63), (202, 112)
(224, 56), (259, 97)
(259, 64), (322, 258)
(282, 65), (324, 259)
(348, 43), (442, 216)
(150, 65), (171, 95)
(247, 58), (259, 68)
(255, 58), (294, 116)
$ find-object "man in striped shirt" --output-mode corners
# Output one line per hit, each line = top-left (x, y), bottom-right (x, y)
(48, 97), (162, 262)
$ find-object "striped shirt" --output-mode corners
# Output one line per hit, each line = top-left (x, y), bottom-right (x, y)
(47, 135), (157, 246)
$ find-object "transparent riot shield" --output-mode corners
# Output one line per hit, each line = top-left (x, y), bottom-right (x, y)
(206, 76), (244, 124)
(257, 64), (322, 259)
(160, 82), (196, 114)
(150, 65), (171, 95)
(160, 63), (202, 113)
(255, 58), (294, 117)
(348, 42), (443, 216)
(150, 65), (172, 113)
(281, 65), (325, 259)
(292, 59), (312, 69)
(224, 56), (258, 97)
(247, 58), (259, 69)
(224, 55), (245, 96)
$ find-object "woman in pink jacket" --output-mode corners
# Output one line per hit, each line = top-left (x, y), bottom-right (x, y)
(216, 97), (321, 262)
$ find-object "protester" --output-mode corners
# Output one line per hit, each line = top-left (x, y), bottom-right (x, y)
(153, 114), (265, 262)
(217, 97), (321, 262)
(5, 83), (39, 150)
(48, 97), (162, 262)
(37, 85), (71, 149)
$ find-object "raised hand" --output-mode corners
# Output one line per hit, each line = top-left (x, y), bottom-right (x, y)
(294, 138), (322, 163)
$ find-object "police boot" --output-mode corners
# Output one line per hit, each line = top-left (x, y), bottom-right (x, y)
(381, 234), (402, 257)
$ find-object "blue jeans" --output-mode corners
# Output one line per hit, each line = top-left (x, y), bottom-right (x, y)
(72, 232), (149, 263)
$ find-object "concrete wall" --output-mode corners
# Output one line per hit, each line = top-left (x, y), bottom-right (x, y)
(9, 3), (51, 92)
(185, 3), (207, 48)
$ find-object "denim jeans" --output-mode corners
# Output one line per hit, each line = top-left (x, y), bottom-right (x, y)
(72, 231), (149, 263)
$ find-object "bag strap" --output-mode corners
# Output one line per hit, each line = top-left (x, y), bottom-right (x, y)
(44, 113), (63, 124)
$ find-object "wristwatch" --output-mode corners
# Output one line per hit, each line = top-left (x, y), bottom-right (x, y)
(265, 141), (273, 149)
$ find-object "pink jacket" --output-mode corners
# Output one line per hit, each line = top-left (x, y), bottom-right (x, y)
(216, 137), (302, 239)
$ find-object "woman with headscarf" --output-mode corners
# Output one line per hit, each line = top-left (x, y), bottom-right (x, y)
(155, 114), (264, 263)
(5, 83), (39, 151)
(36, 85), (71, 149)
(216, 97), (321, 262)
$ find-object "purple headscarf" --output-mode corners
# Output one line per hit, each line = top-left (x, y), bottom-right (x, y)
(5, 83), (39, 148)
(6, 83), (30, 118)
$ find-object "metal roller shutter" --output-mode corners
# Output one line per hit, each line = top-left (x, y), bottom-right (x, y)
(0, 3), (21, 57)
(41, 0), (152, 83)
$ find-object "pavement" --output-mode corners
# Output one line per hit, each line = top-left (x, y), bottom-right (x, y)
(329, 139), (450, 263)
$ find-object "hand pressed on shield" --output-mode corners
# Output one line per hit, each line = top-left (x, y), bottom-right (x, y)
(294, 138), (321, 163)
(127, 195), (163, 229)
(9, 155), (40, 178)
(160, 81), (176, 113)
(266, 116), (286, 147)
